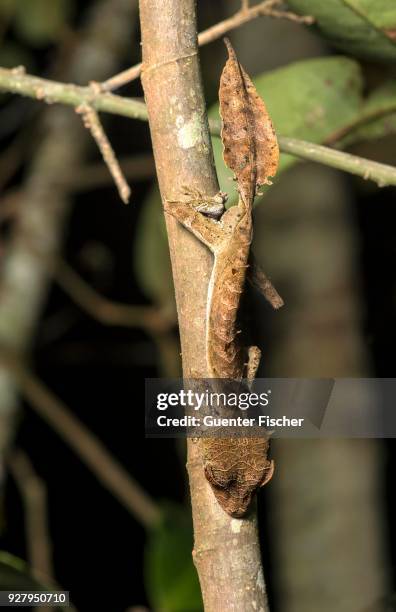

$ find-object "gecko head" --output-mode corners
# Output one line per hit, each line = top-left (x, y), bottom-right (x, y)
(194, 190), (228, 219)
(204, 464), (257, 518)
(204, 456), (275, 518)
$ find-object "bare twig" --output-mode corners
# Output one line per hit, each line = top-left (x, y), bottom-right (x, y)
(54, 258), (172, 333)
(278, 136), (396, 188)
(0, 66), (148, 119)
(1, 67), (396, 188)
(197, 0), (313, 46)
(0, 348), (161, 528)
(76, 103), (131, 203)
(100, 0), (313, 91)
(7, 450), (54, 584)
(324, 105), (396, 146)
(99, 65), (142, 92)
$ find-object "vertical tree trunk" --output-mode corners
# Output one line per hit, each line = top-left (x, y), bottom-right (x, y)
(139, 1), (270, 609)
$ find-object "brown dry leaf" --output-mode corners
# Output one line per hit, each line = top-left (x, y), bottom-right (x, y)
(219, 38), (279, 206)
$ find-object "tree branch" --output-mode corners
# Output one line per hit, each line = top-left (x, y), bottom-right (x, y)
(100, 0), (313, 92)
(139, 0), (269, 609)
(278, 136), (396, 187)
(0, 66), (148, 119)
(1, 66), (395, 188)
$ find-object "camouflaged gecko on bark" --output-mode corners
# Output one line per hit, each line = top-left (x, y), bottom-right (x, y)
(164, 39), (280, 517)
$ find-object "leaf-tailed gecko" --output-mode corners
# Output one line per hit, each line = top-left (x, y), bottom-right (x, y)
(164, 39), (281, 517)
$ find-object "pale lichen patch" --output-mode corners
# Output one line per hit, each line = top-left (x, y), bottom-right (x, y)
(176, 112), (202, 149)
(231, 518), (242, 533)
(256, 570), (265, 593)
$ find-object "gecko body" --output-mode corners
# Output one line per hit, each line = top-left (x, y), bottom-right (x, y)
(164, 38), (279, 517)
(164, 192), (254, 380)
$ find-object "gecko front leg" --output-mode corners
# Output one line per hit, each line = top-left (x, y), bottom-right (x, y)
(164, 193), (225, 251)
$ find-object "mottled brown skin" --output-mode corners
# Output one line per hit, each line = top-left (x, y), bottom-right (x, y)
(163, 193), (252, 379)
(164, 39), (279, 517)
(204, 438), (274, 518)
(207, 201), (252, 379)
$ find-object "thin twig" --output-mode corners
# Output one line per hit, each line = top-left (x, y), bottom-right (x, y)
(54, 259), (180, 376)
(0, 347), (161, 529)
(7, 450), (54, 584)
(197, 0), (313, 46)
(0, 66), (148, 119)
(99, 64), (142, 92)
(54, 258), (172, 333)
(1, 67), (396, 187)
(278, 136), (396, 187)
(324, 104), (396, 146)
(100, 0), (313, 91)
(76, 103), (131, 203)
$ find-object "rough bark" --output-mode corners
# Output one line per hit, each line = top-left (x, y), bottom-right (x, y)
(139, 1), (269, 609)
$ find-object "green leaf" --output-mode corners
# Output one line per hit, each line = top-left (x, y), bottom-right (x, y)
(145, 502), (203, 612)
(0, 0), (16, 17)
(210, 56), (364, 204)
(133, 184), (175, 313)
(0, 552), (70, 611)
(287, 0), (396, 62)
(14, 0), (74, 46)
